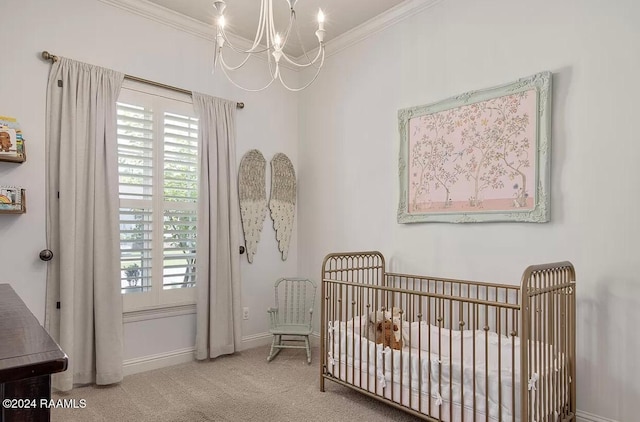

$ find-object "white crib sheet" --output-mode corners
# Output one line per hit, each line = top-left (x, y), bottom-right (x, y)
(326, 317), (566, 422)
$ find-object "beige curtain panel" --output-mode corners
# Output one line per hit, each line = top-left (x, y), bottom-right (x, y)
(44, 57), (124, 391)
(193, 92), (242, 360)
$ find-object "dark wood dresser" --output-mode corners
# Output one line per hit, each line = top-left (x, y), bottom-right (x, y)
(0, 284), (67, 422)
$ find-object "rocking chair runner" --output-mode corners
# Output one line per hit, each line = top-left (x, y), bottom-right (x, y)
(267, 278), (317, 364)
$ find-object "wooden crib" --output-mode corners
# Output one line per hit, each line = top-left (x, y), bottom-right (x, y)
(320, 251), (576, 422)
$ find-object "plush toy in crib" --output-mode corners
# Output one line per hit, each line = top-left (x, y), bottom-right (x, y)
(365, 306), (404, 341)
(366, 307), (404, 343)
(375, 319), (403, 350)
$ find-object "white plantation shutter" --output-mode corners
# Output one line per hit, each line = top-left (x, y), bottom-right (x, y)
(119, 208), (153, 292)
(116, 85), (199, 309)
(118, 102), (154, 293)
(117, 103), (153, 200)
(162, 112), (198, 290)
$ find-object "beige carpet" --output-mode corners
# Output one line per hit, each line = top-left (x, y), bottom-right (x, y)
(52, 345), (422, 422)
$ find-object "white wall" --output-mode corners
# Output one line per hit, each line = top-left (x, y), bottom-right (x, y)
(0, 0), (299, 361)
(298, 0), (640, 421)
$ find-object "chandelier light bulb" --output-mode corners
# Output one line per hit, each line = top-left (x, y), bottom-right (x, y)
(217, 15), (226, 29)
(318, 9), (325, 30)
(274, 33), (282, 50)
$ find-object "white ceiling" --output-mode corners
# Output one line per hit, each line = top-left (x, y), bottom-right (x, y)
(146, 0), (406, 56)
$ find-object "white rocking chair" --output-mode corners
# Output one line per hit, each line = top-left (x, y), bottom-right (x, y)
(267, 278), (317, 364)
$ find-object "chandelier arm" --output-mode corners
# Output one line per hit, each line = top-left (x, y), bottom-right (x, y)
(280, 9), (295, 48)
(264, 0), (271, 47)
(221, 31), (272, 54)
(220, 46), (279, 81)
(219, 50), (255, 71)
(250, 0), (268, 49)
(280, 45), (324, 68)
(268, 0), (276, 42)
(220, 61), (278, 92)
(266, 40), (279, 78)
(277, 49), (325, 92)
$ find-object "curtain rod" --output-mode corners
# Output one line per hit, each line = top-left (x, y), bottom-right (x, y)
(41, 51), (244, 109)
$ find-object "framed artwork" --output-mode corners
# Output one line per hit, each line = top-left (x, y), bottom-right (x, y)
(397, 71), (551, 223)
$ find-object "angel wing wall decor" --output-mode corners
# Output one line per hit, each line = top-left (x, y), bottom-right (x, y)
(269, 153), (296, 261)
(238, 149), (267, 263)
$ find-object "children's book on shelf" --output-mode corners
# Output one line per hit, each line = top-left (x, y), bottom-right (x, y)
(0, 116), (25, 158)
(0, 186), (23, 211)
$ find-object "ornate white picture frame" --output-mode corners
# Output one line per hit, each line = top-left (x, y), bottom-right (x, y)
(398, 71), (551, 223)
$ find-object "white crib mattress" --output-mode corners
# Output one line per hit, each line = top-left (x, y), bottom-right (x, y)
(326, 317), (566, 422)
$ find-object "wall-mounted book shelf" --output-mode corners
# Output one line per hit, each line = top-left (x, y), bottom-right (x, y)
(0, 141), (26, 163)
(0, 116), (27, 213)
(0, 115), (26, 163)
(0, 188), (26, 214)
(0, 155), (26, 163)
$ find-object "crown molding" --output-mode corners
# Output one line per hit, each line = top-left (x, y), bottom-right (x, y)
(318, 0), (445, 60)
(98, 0), (215, 40)
(98, 0), (255, 51)
(99, 0), (444, 69)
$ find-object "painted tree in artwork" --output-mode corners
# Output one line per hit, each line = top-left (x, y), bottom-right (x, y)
(426, 132), (462, 206)
(410, 111), (462, 209)
(457, 101), (508, 206)
(455, 92), (532, 207)
(496, 92), (532, 207)
(410, 132), (431, 211)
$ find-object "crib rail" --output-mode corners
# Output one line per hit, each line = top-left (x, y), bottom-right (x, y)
(385, 273), (522, 336)
(520, 262), (576, 422)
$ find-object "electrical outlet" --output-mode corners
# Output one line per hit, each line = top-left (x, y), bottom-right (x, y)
(243, 307), (249, 320)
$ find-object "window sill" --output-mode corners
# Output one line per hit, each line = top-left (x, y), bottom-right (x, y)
(123, 303), (196, 323)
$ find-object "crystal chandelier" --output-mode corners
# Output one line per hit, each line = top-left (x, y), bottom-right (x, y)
(212, 0), (326, 92)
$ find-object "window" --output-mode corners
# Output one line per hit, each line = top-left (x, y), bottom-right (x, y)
(117, 84), (198, 311)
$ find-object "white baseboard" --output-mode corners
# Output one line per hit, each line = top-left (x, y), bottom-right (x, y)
(576, 410), (619, 422)
(239, 332), (273, 350)
(123, 334), (274, 376)
(240, 331), (321, 350)
(123, 332), (321, 376)
(123, 347), (195, 376)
